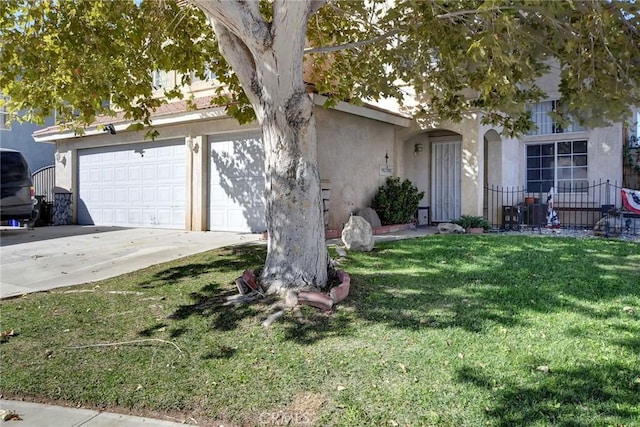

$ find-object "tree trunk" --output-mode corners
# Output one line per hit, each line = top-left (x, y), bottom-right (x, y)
(193, 1), (330, 292)
(260, 90), (328, 292)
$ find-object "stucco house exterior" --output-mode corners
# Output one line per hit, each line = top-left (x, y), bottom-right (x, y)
(32, 69), (635, 232)
(0, 100), (56, 172)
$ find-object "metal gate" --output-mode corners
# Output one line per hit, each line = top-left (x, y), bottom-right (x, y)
(32, 164), (55, 201)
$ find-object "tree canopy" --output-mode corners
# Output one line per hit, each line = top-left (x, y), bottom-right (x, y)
(2, 0), (638, 134)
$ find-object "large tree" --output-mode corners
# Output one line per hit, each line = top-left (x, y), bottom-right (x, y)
(2, 0), (639, 292)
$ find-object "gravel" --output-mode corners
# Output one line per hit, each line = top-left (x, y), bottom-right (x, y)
(496, 227), (640, 243)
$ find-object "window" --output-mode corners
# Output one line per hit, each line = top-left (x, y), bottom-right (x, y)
(152, 70), (170, 90)
(190, 66), (216, 83)
(0, 95), (9, 131)
(527, 100), (586, 135)
(630, 110), (640, 148)
(526, 140), (588, 193)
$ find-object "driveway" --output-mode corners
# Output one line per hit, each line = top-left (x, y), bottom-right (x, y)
(0, 225), (263, 299)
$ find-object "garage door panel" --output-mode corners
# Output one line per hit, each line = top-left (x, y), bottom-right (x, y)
(78, 140), (185, 229)
(209, 134), (266, 232)
(103, 168), (114, 183)
(143, 188), (156, 203)
(174, 186), (185, 202)
(101, 209), (113, 224)
(128, 165), (142, 181)
(143, 165), (155, 180)
(115, 188), (127, 203)
(102, 188), (114, 203)
(115, 167), (127, 182)
(128, 209), (142, 224)
(227, 209), (250, 229)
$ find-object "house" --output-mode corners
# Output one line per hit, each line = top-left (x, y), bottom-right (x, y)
(33, 73), (411, 231)
(32, 69), (636, 232)
(0, 99), (56, 172)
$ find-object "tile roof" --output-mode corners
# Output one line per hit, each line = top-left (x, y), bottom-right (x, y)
(33, 96), (219, 137)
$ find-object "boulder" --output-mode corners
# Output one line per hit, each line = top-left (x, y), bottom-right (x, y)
(437, 222), (466, 234)
(356, 207), (382, 228)
(592, 212), (640, 236)
(341, 215), (375, 251)
(593, 215), (623, 236)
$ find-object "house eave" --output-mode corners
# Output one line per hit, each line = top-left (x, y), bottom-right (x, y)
(312, 94), (411, 127)
(32, 105), (229, 143)
(33, 95), (411, 143)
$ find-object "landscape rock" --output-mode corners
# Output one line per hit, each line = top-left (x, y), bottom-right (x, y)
(356, 207), (382, 228)
(437, 222), (465, 234)
(593, 212), (640, 236)
(341, 215), (375, 251)
(593, 215), (624, 236)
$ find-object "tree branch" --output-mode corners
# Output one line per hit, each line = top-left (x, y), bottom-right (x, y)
(304, 28), (401, 54)
(191, 0), (269, 51)
(309, 0), (327, 17)
(273, 0), (313, 50)
(65, 339), (183, 353)
(436, 6), (519, 19)
(209, 19), (261, 107)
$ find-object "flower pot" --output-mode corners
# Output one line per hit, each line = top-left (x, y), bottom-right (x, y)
(525, 197), (535, 205)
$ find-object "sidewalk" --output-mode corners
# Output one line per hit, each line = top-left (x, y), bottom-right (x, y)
(0, 400), (191, 426)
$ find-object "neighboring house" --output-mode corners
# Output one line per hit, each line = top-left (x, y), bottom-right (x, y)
(32, 69), (633, 232)
(0, 99), (56, 172)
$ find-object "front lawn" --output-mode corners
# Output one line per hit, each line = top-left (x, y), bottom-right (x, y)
(1, 235), (639, 426)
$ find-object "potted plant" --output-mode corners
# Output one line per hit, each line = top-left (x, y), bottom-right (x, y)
(452, 215), (491, 234)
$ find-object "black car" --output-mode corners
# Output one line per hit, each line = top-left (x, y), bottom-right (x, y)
(1, 148), (35, 222)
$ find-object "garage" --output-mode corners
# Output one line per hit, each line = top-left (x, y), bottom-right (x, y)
(209, 133), (266, 232)
(78, 139), (186, 228)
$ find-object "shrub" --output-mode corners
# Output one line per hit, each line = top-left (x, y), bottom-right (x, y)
(371, 177), (425, 225)
(452, 215), (491, 231)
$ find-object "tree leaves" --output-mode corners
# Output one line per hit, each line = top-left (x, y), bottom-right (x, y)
(1, 0), (638, 135)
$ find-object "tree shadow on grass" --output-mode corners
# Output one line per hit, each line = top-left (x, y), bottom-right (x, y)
(280, 309), (355, 345)
(152, 235), (637, 349)
(342, 235), (640, 334)
(456, 363), (640, 426)
(166, 287), (256, 331)
(140, 245), (266, 288)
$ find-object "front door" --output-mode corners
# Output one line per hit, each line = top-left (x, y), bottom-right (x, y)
(431, 138), (462, 222)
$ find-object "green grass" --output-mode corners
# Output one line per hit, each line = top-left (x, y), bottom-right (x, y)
(1, 235), (639, 426)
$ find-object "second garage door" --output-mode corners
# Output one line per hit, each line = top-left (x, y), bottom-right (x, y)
(209, 133), (266, 232)
(78, 139), (186, 229)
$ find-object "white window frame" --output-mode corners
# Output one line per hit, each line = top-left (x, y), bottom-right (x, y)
(527, 100), (586, 136)
(525, 139), (589, 194)
(190, 66), (216, 84)
(152, 69), (171, 90)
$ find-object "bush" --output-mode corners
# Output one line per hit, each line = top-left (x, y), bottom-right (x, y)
(452, 215), (491, 231)
(371, 177), (425, 225)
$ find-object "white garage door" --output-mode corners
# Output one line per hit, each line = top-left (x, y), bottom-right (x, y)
(78, 140), (186, 229)
(209, 133), (266, 232)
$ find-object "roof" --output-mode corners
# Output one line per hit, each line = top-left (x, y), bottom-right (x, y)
(32, 96), (220, 139)
(32, 94), (410, 142)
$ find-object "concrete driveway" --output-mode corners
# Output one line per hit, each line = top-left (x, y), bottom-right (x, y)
(0, 225), (263, 299)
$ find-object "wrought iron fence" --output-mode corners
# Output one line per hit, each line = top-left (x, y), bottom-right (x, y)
(484, 180), (639, 232)
(31, 164), (55, 202)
